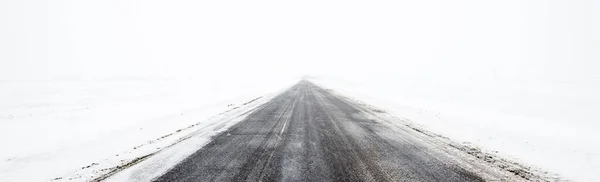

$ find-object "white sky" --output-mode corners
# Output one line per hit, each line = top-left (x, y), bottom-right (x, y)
(1, 0), (598, 83)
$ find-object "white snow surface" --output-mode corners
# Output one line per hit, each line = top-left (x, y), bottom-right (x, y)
(0, 78), (294, 182)
(311, 76), (600, 182)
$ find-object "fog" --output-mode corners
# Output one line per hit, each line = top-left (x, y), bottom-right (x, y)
(2, 1), (600, 181)
(2, 0), (598, 83)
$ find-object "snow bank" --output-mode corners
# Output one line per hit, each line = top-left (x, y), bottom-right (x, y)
(0, 78), (294, 182)
(312, 76), (600, 182)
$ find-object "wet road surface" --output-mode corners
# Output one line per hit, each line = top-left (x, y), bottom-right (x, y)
(154, 81), (498, 182)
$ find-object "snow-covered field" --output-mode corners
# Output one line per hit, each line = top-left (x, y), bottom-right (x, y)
(0, 78), (294, 181)
(1, 77), (596, 181)
(312, 76), (600, 181)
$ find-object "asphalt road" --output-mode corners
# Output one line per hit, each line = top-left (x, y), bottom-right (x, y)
(153, 81), (501, 182)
